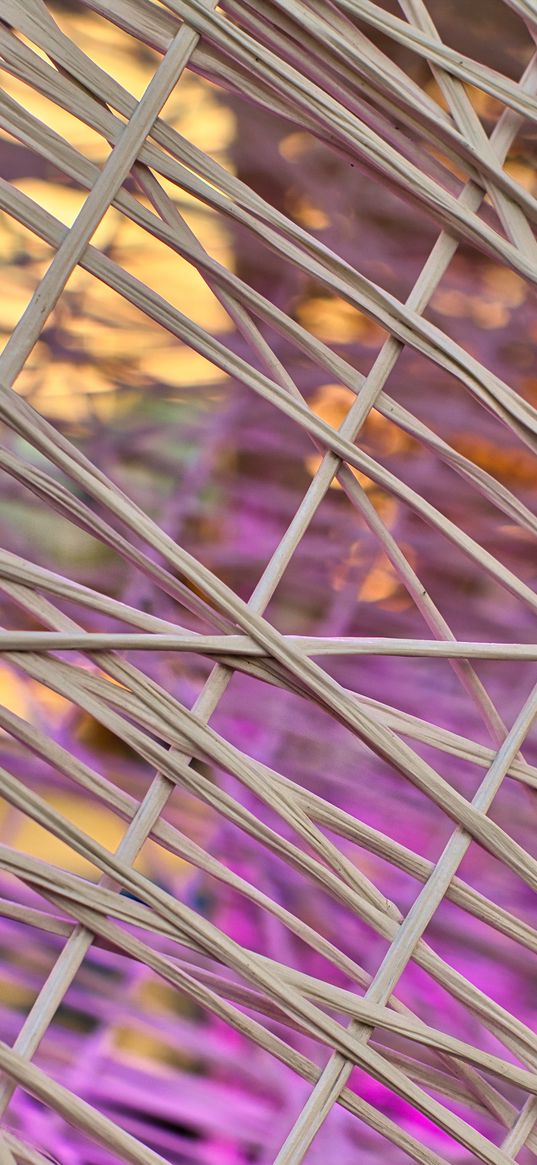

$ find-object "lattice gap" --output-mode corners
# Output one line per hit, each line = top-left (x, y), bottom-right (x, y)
(0, 0), (535, 1163)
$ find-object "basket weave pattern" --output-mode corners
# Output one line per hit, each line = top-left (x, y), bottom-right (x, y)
(0, 1), (536, 1163)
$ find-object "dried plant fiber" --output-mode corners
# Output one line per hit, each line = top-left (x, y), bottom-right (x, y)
(0, 1), (535, 1164)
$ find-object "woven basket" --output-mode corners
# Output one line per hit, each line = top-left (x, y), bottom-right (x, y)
(0, 1), (536, 1163)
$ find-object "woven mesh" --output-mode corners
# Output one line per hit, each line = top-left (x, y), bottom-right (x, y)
(0, 1), (536, 1162)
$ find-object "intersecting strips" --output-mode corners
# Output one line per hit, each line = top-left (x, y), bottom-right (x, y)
(0, 1), (536, 1163)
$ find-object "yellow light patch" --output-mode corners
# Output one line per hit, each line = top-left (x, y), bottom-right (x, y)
(279, 131), (314, 161)
(297, 297), (386, 346)
(0, 663), (33, 720)
(138, 344), (228, 388)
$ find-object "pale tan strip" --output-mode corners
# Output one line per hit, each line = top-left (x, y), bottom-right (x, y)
(1, 542), (537, 783)
(0, 1133), (17, 1165)
(0, 1042), (168, 1165)
(4, 1132), (56, 1165)
(0, 4), (533, 1160)
(6, 857), (537, 1102)
(3, 671), (536, 1073)
(2, 630), (537, 658)
(2, 875), (535, 1151)
(273, 683), (537, 1159)
(5, 579), (537, 1038)
(4, 28), (537, 447)
(0, 798), (521, 1164)
(0, 6), (213, 389)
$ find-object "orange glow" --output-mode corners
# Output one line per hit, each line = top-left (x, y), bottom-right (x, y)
(330, 539), (413, 607)
(432, 276), (522, 329)
(297, 297), (386, 346)
(504, 159), (537, 193)
(279, 131), (314, 161)
(453, 435), (537, 484)
(285, 191), (329, 230)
